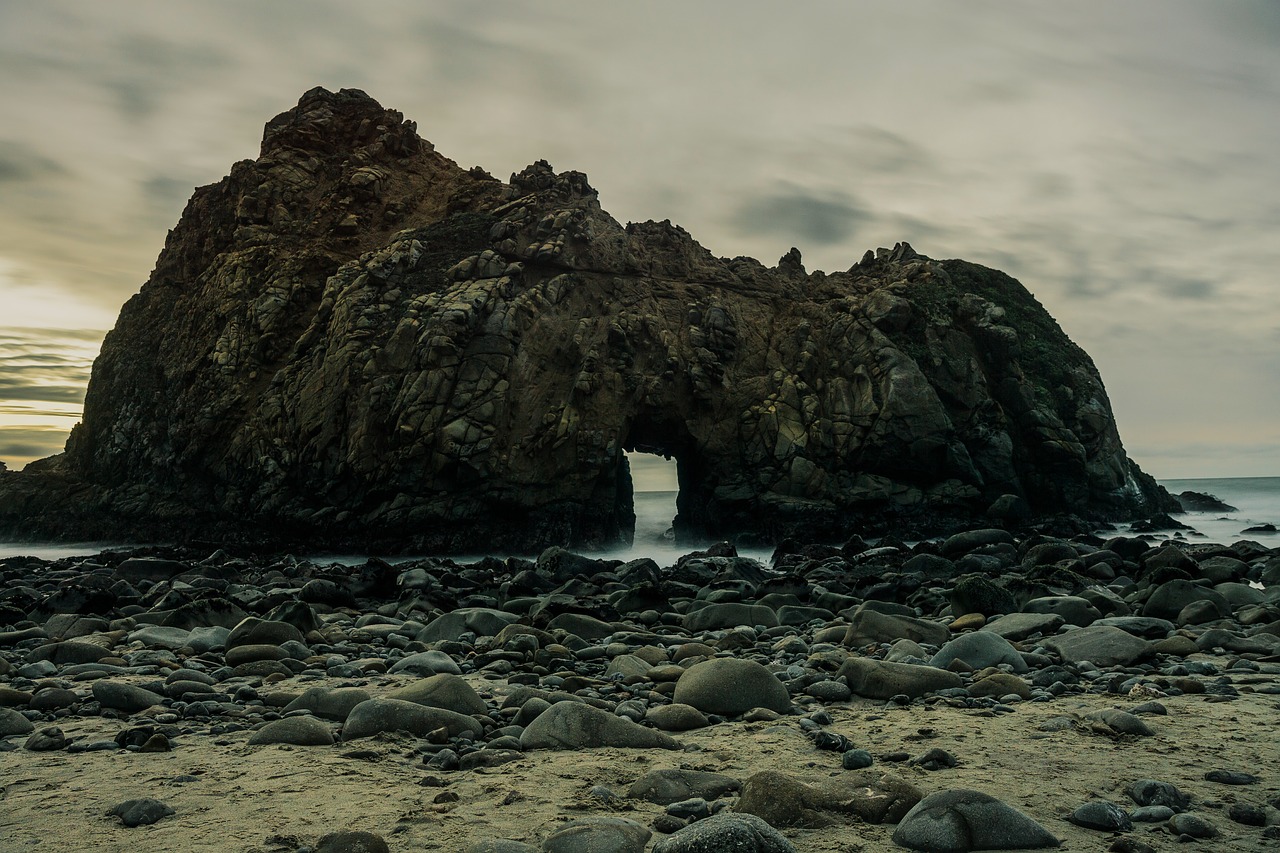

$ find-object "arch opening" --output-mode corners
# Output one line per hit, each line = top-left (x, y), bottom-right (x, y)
(624, 450), (678, 549)
(616, 414), (714, 548)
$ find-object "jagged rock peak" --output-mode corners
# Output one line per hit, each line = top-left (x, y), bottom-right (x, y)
(0, 88), (1174, 551)
(261, 86), (426, 158)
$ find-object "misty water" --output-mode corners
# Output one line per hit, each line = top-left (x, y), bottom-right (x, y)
(1, 476), (1278, 564)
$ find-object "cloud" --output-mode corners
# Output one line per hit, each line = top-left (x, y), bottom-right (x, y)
(730, 187), (870, 247)
(0, 426), (70, 468)
(0, 141), (66, 183)
(0, 327), (99, 407)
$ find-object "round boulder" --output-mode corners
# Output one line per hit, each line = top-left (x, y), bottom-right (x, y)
(672, 658), (791, 716)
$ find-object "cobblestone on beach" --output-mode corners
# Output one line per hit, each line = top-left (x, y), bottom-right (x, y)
(2, 527), (1280, 851)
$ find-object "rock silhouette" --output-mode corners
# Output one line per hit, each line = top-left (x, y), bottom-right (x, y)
(0, 87), (1170, 550)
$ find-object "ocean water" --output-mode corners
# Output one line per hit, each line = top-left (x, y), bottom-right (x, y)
(2, 478), (1277, 564)
(1155, 476), (1280, 545)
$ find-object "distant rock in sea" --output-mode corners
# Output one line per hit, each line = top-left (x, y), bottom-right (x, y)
(1176, 491), (1238, 513)
(0, 87), (1174, 551)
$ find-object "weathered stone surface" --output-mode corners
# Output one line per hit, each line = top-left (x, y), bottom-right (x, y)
(652, 813), (795, 853)
(628, 769), (742, 804)
(385, 673), (487, 716)
(844, 606), (950, 648)
(672, 658), (791, 716)
(1042, 625), (1152, 667)
(891, 788), (1060, 851)
(247, 715), (335, 746)
(0, 86), (1171, 550)
(838, 656), (963, 699)
(282, 686), (372, 721)
(735, 769), (921, 827)
(519, 701), (679, 750)
(340, 698), (484, 741)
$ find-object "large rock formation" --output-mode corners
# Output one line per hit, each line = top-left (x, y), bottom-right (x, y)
(0, 88), (1171, 551)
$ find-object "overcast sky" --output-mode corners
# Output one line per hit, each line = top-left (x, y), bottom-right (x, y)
(1, 0), (1278, 480)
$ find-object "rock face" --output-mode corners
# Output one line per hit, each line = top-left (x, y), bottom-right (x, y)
(0, 87), (1171, 551)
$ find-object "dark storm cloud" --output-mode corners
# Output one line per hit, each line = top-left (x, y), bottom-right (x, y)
(730, 188), (871, 247)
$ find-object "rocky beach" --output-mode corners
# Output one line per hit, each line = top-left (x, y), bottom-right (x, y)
(3, 525), (1279, 852)
(1, 85), (1275, 852)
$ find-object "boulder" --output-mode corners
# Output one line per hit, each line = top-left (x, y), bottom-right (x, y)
(891, 788), (1060, 851)
(837, 657), (962, 699)
(1042, 625), (1152, 667)
(341, 698), (484, 741)
(628, 769), (741, 804)
(248, 715), (335, 746)
(386, 673), (487, 716)
(672, 658), (791, 716)
(652, 813), (795, 853)
(844, 606), (949, 648)
(735, 769), (920, 827)
(520, 701), (678, 750)
(929, 632), (1027, 673)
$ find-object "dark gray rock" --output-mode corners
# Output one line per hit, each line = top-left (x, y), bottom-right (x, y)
(652, 812), (796, 853)
(541, 818), (650, 853)
(981, 612), (1065, 641)
(837, 657), (963, 699)
(109, 798), (175, 827)
(1128, 779), (1189, 810)
(628, 769), (742, 804)
(1042, 625), (1151, 667)
(386, 673), (489, 716)
(929, 631), (1027, 673)
(1066, 801), (1132, 832)
(672, 658), (791, 716)
(1167, 813), (1217, 839)
(684, 602), (779, 632)
(247, 715), (334, 746)
(282, 686), (372, 721)
(0, 707), (36, 736)
(520, 701), (678, 750)
(387, 650), (462, 676)
(844, 607), (950, 647)
(341, 698), (484, 741)
(315, 831), (391, 853)
(891, 788), (1060, 851)
(92, 681), (164, 713)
